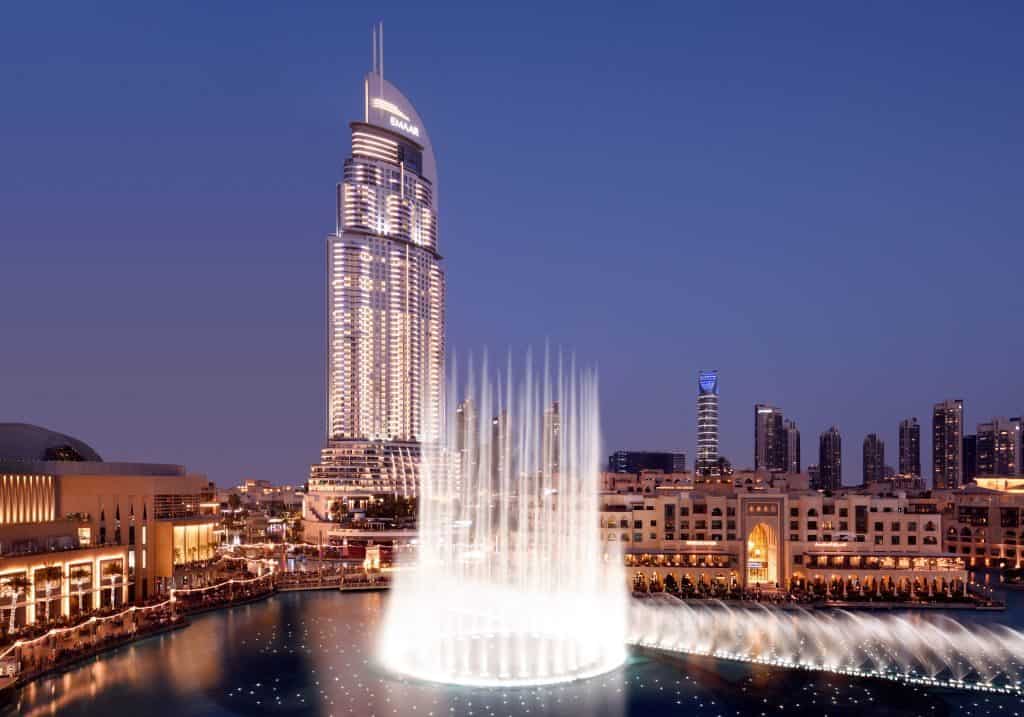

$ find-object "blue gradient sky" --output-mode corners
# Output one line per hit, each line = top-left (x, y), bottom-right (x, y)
(1, 2), (1021, 485)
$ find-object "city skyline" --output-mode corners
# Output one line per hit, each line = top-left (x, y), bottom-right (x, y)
(2, 4), (1023, 486)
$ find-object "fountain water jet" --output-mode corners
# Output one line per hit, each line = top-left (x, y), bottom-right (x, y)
(379, 352), (627, 686)
(630, 597), (1024, 694)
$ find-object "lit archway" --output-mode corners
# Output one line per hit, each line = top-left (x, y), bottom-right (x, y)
(746, 522), (778, 587)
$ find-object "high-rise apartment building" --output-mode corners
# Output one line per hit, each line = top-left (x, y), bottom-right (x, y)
(862, 433), (885, 485)
(608, 450), (686, 474)
(817, 426), (842, 490)
(807, 464), (820, 487)
(933, 400), (964, 489)
(542, 401), (561, 477)
(783, 420), (801, 473)
(898, 417), (921, 477)
(696, 371), (719, 474)
(309, 28), (445, 508)
(754, 404), (786, 472)
(963, 434), (978, 484)
(976, 417), (1022, 476)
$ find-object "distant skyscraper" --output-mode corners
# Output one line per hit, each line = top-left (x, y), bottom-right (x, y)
(898, 417), (921, 476)
(932, 400), (964, 489)
(491, 410), (509, 484)
(783, 420), (801, 473)
(963, 434), (978, 484)
(817, 426), (842, 490)
(607, 450), (686, 474)
(976, 417), (1022, 476)
(542, 401), (561, 477)
(862, 433), (885, 485)
(310, 29), (445, 503)
(696, 371), (719, 474)
(754, 404), (786, 471)
(455, 398), (480, 483)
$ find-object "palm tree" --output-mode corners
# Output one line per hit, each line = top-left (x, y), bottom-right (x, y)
(38, 565), (60, 623)
(102, 562), (123, 608)
(1, 574), (30, 634)
(69, 567), (91, 615)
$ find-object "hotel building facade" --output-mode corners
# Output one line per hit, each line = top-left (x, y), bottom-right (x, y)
(601, 472), (969, 596)
(306, 33), (444, 532)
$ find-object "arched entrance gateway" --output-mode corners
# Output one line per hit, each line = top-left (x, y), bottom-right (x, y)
(746, 523), (778, 587)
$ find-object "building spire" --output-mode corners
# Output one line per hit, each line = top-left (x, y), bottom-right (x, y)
(371, 21), (384, 96)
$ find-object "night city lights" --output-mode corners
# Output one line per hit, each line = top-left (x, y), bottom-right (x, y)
(2, 5), (1023, 717)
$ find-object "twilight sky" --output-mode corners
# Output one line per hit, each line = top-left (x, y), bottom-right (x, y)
(1, 2), (1021, 486)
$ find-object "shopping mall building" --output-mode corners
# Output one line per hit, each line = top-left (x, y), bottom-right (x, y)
(0, 424), (217, 628)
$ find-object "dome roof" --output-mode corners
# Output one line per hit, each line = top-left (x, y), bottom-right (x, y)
(0, 423), (102, 462)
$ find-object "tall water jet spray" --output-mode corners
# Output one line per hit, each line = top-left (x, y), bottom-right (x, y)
(379, 352), (628, 686)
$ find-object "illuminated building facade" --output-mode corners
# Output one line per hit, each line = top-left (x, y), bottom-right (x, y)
(817, 426), (842, 490)
(696, 371), (719, 474)
(308, 27), (444, 517)
(898, 417), (921, 477)
(607, 450), (686, 474)
(933, 399), (964, 489)
(863, 433), (885, 485)
(783, 420), (801, 474)
(602, 485), (966, 595)
(754, 404), (785, 472)
(0, 424), (216, 629)
(976, 417), (1022, 477)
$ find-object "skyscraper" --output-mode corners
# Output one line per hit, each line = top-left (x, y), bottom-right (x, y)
(963, 434), (978, 484)
(933, 400), (964, 489)
(783, 419), (801, 473)
(310, 27), (445, 505)
(696, 370), (719, 474)
(607, 450), (686, 474)
(976, 417), (1022, 476)
(542, 401), (561, 478)
(817, 426), (842, 490)
(862, 433), (885, 485)
(754, 404), (785, 472)
(898, 417), (921, 477)
(807, 463), (820, 487)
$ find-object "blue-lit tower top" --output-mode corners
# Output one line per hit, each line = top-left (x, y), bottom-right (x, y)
(696, 370), (719, 473)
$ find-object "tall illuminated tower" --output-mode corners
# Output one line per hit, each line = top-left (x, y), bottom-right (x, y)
(932, 399), (963, 489)
(696, 370), (719, 474)
(308, 25), (444, 512)
(898, 417), (921, 477)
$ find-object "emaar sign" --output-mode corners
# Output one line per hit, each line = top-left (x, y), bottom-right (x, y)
(389, 115), (420, 138)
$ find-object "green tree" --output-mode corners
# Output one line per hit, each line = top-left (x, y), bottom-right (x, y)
(663, 574), (679, 594)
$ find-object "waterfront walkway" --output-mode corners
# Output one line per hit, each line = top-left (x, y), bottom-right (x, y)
(0, 571), (276, 697)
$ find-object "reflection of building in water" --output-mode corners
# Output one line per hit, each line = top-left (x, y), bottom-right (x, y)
(0, 423), (216, 629)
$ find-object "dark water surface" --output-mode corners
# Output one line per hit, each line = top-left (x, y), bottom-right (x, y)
(5, 588), (1024, 717)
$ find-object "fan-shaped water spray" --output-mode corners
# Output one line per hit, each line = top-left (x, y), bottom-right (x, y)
(631, 595), (1024, 693)
(379, 352), (628, 686)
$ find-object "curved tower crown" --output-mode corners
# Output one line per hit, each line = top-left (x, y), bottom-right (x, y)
(364, 71), (438, 195)
(325, 35), (446, 449)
